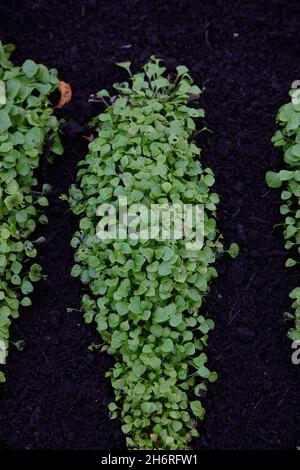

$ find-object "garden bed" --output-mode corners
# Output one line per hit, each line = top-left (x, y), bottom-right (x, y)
(0, 0), (300, 450)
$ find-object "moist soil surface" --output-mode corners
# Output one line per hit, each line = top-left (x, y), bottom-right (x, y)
(0, 0), (300, 450)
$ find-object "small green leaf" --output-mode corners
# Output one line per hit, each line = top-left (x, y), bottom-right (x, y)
(286, 258), (297, 267)
(71, 264), (82, 277)
(190, 400), (205, 420)
(1, 228), (10, 239)
(133, 383), (145, 394)
(197, 365), (210, 378)
(21, 297), (32, 307)
(108, 402), (117, 412)
(121, 423), (132, 434)
(116, 61), (131, 75)
(169, 313), (182, 327)
(172, 420), (183, 432)
(22, 59), (38, 78)
(0, 81), (6, 105)
(161, 338), (174, 353)
(21, 279), (34, 295)
(0, 110), (11, 130)
(37, 197), (48, 207)
(204, 174), (215, 186)
(227, 242), (239, 258)
(266, 171), (282, 188)
(162, 182), (172, 193)
(158, 262), (172, 276)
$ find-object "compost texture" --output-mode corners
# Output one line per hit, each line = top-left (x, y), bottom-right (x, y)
(0, 0), (300, 450)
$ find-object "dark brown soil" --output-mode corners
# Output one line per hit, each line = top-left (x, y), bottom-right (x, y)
(0, 0), (300, 450)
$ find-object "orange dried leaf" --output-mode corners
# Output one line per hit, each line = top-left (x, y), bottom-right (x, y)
(56, 80), (72, 108)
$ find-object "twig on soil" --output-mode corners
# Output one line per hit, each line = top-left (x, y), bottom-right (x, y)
(261, 189), (271, 198)
(89, 94), (110, 107)
(203, 21), (213, 50)
(227, 298), (240, 325)
(246, 272), (256, 290)
(276, 388), (290, 408)
(249, 216), (269, 225)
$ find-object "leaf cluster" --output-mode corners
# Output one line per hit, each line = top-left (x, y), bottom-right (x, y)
(70, 57), (223, 449)
(0, 42), (62, 382)
(266, 88), (300, 340)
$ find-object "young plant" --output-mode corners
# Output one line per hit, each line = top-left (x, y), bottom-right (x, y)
(266, 87), (300, 341)
(0, 42), (63, 381)
(70, 57), (223, 449)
